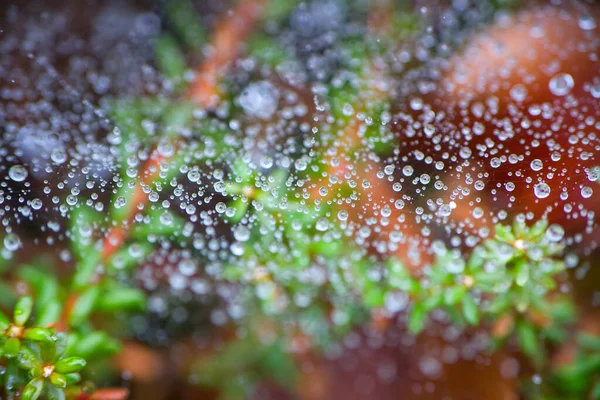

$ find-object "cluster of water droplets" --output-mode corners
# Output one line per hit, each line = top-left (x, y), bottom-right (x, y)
(0, 1), (599, 392)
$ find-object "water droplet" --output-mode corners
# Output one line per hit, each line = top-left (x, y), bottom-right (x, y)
(260, 156), (273, 169)
(530, 159), (543, 171)
(50, 148), (67, 164)
(238, 81), (280, 120)
(187, 170), (200, 183)
(315, 218), (329, 231)
(178, 259), (197, 276)
(534, 182), (551, 199)
(160, 211), (173, 226)
(233, 225), (250, 242)
(545, 224), (564, 242)
(31, 198), (43, 210)
(581, 186), (593, 199)
(549, 73), (574, 96)
(579, 14), (597, 30)
(8, 165), (28, 182)
(384, 291), (409, 313)
(4, 234), (21, 251)
(510, 84), (528, 102)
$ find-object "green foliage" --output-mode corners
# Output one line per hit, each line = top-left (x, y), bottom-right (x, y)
(192, 333), (297, 400)
(164, 0), (207, 52)
(0, 298), (86, 400)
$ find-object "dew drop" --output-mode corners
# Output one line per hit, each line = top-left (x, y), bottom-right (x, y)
(8, 165), (28, 182)
(549, 73), (574, 96)
(533, 182), (551, 199)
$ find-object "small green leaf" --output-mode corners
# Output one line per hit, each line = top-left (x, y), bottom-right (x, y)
(69, 206), (102, 261)
(47, 385), (66, 400)
(21, 377), (44, 400)
(73, 250), (101, 289)
(14, 296), (34, 326)
(64, 373), (81, 385)
(164, 0), (207, 51)
(24, 328), (55, 343)
(54, 357), (87, 374)
(4, 337), (21, 358)
(0, 310), (10, 330)
(69, 331), (121, 360)
(408, 303), (427, 334)
(462, 292), (479, 325)
(579, 333), (600, 351)
(40, 340), (58, 364)
(226, 198), (249, 223)
(444, 286), (466, 306)
(494, 224), (515, 243)
(69, 286), (100, 327)
(514, 260), (530, 287)
(527, 219), (548, 239)
(591, 380), (600, 399)
(36, 299), (62, 327)
(155, 34), (187, 84)
(49, 372), (67, 388)
(17, 346), (42, 370)
(517, 321), (539, 361)
(95, 287), (146, 313)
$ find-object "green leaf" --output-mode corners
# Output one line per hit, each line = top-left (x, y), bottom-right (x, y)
(72, 250), (101, 289)
(462, 292), (479, 325)
(527, 219), (548, 239)
(362, 286), (384, 308)
(514, 260), (530, 287)
(69, 286), (100, 327)
(47, 385), (66, 400)
(107, 242), (153, 272)
(162, 102), (194, 139)
(263, 0), (299, 21)
(36, 299), (62, 327)
(64, 373), (81, 385)
(21, 377), (44, 400)
(444, 286), (466, 306)
(494, 224), (515, 243)
(69, 331), (121, 360)
(552, 365), (589, 394)
(164, 0), (207, 51)
(17, 266), (59, 308)
(0, 282), (16, 310)
(408, 303), (427, 334)
(69, 206), (102, 261)
(0, 310), (10, 330)
(247, 35), (293, 68)
(579, 333), (600, 351)
(155, 34), (187, 84)
(40, 340), (58, 365)
(4, 337), (21, 358)
(131, 208), (186, 240)
(4, 359), (24, 394)
(517, 321), (539, 361)
(59, 333), (70, 358)
(17, 345), (42, 370)
(14, 296), (34, 326)
(54, 357), (87, 374)
(49, 372), (67, 388)
(95, 287), (146, 313)
(24, 328), (55, 343)
(226, 198), (249, 223)
(591, 380), (600, 399)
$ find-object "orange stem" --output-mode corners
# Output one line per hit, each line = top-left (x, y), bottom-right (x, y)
(189, 0), (266, 107)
